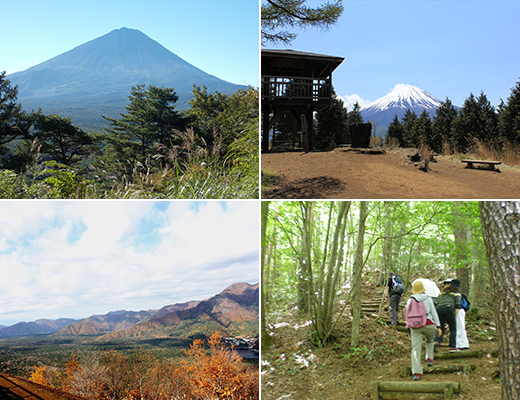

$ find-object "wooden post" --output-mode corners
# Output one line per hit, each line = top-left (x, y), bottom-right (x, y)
(400, 364), (476, 377)
(370, 381), (380, 400)
(377, 381), (461, 393)
(262, 108), (270, 152)
(435, 349), (485, 359)
(301, 114), (309, 153)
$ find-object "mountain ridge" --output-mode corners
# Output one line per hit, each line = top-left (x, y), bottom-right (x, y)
(0, 282), (257, 338)
(7, 27), (246, 130)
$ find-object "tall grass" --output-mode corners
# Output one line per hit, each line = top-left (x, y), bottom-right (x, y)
(0, 127), (259, 199)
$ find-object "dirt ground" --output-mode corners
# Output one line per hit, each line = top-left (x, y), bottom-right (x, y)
(261, 148), (520, 199)
(261, 285), (501, 400)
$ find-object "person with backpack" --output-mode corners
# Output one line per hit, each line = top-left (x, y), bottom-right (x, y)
(457, 290), (470, 350)
(405, 280), (442, 381)
(442, 278), (470, 349)
(386, 272), (405, 326)
(435, 278), (462, 351)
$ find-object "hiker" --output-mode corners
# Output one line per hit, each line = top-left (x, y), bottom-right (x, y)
(412, 278), (441, 305)
(386, 272), (404, 326)
(435, 278), (462, 351)
(405, 280), (442, 381)
(457, 289), (471, 350)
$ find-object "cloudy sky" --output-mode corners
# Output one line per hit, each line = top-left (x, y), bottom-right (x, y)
(0, 201), (259, 326)
(1, 0), (259, 86)
(264, 0), (520, 110)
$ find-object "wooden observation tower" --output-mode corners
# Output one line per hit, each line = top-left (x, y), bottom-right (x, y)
(261, 49), (344, 152)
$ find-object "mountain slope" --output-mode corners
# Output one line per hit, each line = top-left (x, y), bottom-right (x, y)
(361, 84), (445, 134)
(7, 27), (246, 130)
(0, 318), (79, 337)
(99, 282), (259, 340)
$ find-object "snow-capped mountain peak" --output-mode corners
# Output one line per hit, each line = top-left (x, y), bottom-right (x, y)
(359, 84), (446, 134)
(362, 84), (442, 112)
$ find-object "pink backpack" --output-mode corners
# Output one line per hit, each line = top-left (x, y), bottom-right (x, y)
(406, 297), (427, 328)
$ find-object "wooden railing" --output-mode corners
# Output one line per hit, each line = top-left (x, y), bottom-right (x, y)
(261, 76), (331, 102)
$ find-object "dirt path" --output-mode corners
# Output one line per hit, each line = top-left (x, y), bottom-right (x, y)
(262, 306), (501, 400)
(261, 148), (520, 199)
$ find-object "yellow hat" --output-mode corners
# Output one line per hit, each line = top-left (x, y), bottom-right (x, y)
(412, 280), (425, 295)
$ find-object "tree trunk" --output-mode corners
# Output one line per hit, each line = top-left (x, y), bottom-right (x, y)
(261, 201), (273, 350)
(479, 201), (520, 400)
(452, 202), (470, 293)
(351, 201), (369, 348)
(379, 202), (393, 286)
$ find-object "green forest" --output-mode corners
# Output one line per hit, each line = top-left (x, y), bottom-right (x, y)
(0, 72), (259, 199)
(261, 201), (520, 400)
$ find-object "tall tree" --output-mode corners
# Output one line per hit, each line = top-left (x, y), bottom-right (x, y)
(0, 71), (37, 155)
(498, 79), (520, 145)
(261, 0), (343, 45)
(451, 92), (498, 153)
(34, 113), (98, 166)
(315, 90), (349, 148)
(431, 97), (458, 154)
(261, 201), (273, 350)
(102, 84), (186, 165)
(479, 201), (520, 400)
(452, 202), (469, 294)
(350, 201), (368, 348)
(386, 114), (404, 146)
(401, 109), (418, 148)
(415, 110), (433, 149)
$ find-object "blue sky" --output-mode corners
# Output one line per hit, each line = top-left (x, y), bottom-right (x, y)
(0, 201), (259, 326)
(263, 0), (520, 110)
(1, 0), (259, 87)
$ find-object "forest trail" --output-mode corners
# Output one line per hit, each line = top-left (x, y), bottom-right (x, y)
(261, 283), (501, 400)
(261, 148), (520, 199)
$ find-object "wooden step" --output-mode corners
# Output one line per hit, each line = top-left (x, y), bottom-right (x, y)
(370, 381), (461, 400)
(400, 364), (476, 377)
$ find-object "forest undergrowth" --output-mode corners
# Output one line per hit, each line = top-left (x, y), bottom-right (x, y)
(262, 281), (501, 400)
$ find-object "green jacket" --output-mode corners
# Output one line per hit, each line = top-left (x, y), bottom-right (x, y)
(437, 291), (462, 309)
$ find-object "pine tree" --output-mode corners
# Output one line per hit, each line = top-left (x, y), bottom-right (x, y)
(0, 71), (38, 155)
(386, 114), (404, 146)
(451, 92), (498, 153)
(414, 110), (433, 149)
(34, 113), (98, 166)
(431, 98), (458, 154)
(498, 80), (520, 145)
(261, 0), (343, 45)
(315, 90), (349, 148)
(102, 84), (186, 166)
(401, 109), (418, 147)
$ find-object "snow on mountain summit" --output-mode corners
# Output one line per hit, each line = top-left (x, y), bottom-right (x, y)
(360, 84), (444, 134)
(362, 84), (442, 112)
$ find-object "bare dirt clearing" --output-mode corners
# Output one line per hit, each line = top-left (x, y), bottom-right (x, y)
(261, 148), (520, 199)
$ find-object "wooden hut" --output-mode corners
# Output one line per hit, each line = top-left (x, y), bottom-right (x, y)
(261, 49), (344, 152)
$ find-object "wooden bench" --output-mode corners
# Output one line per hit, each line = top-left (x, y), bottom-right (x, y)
(370, 381), (461, 400)
(461, 159), (501, 170)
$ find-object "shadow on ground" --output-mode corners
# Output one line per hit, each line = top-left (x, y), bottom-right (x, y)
(263, 176), (344, 199)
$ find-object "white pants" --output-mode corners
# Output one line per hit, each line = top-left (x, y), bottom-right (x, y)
(456, 309), (469, 349)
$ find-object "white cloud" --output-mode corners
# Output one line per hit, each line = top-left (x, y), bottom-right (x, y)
(339, 93), (372, 111)
(0, 201), (259, 325)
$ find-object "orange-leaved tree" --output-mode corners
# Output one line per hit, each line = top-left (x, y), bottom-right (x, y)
(183, 332), (259, 400)
(30, 365), (48, 386)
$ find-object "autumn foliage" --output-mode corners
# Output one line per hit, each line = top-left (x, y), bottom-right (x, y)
(29, 333), (258, 400)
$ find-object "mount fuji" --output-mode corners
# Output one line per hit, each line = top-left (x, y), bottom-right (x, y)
(360, 84), (445, 134)
(7, 27), (246, 130)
